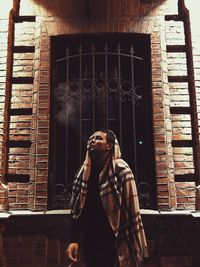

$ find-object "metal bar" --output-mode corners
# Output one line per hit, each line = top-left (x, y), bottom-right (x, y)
(105, 43), (108, 129)
(142, 63), (150, 184)
(7, 140), (31, 148)
(117, 44), (122, 150)
(166, 45), (186, 53)
(11, 77), (34, 84)
(79, 45), (83, 166)
(92, 44), (95, 131)
(5, 174), (30, 183)
(130, 45), (138, 180)
(13, 15), (36, 22)
(56, 52), (144, 63)
(51, 60), (58, 207)
(165, 14), (182, 21)
(168, 76), (188, 83)
(178, 0), (200, 188)
(65, 47), (69, 187)
(13, 45), (35, 53)
(9, 108), (33, 115)
(170, 106), (191, 114)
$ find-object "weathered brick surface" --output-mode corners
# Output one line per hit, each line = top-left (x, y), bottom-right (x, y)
(0, 2), (199, 267)
(1, 214), (200, 267)
(0, 0), (200, 211)
(0, 16), (10, 183)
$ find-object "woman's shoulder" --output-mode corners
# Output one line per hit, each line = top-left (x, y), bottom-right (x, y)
(113, 158), (130, 171)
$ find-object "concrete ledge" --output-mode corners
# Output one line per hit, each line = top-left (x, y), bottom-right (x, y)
(0, 209), (71, 219)
(190, 211), (200, 217)
(140, 209), (160, 215)
(141, 209), (193, 215)
(0, 209), (199, 218)
(158, 210), (192, 216)
(0, 213), (10, 219)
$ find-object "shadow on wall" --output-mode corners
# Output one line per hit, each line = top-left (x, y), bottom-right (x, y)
(25, 0), (166, 19)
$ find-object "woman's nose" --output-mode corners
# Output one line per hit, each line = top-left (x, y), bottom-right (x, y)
(91, 138), (95, 143)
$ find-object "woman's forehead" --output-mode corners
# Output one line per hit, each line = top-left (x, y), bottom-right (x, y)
(89, 131), (107, 139)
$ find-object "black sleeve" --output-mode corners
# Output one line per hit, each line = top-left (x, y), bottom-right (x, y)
(69, 215), (81, 243)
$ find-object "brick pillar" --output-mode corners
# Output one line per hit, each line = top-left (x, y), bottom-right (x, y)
(151, 16), (176, 210)
(0, 182), (9, 211)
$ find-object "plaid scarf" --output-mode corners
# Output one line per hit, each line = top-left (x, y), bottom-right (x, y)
(70, 133), (148, 267)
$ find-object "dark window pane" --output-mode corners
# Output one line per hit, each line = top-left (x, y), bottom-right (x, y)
(49, 33), (156, 209)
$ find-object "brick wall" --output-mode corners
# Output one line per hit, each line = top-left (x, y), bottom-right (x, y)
(3, 214), (69, 267)
(0, 2), (12, 186)
(2, 212), (200, 267)
(0, 0), (198, 211)
(1, 1), (200, 266)
(143, 213), (200, 267)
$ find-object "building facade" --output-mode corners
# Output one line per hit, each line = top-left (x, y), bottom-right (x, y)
(0, 0), (200, 266)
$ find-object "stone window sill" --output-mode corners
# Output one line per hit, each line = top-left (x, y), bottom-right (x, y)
(0, 209), (200, 219)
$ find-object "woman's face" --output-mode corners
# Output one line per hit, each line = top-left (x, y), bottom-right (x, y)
(87, 131), (113, 155)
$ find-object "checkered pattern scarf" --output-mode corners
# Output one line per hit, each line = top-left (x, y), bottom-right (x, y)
(70, 133), (148, 267)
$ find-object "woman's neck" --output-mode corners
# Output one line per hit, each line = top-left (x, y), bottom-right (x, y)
(91, 152), (110, 169)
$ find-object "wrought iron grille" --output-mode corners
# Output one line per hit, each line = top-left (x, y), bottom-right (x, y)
(49, 34), (156, 210)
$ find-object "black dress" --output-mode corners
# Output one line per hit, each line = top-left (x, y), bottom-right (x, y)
(69, 166), (118, 267)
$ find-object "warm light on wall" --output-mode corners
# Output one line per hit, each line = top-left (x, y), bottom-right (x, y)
(19, 0), (36, 16)
(0, 0), (37, 17)
(0, 0), (12, 18)
(185, 1), (199, 34)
